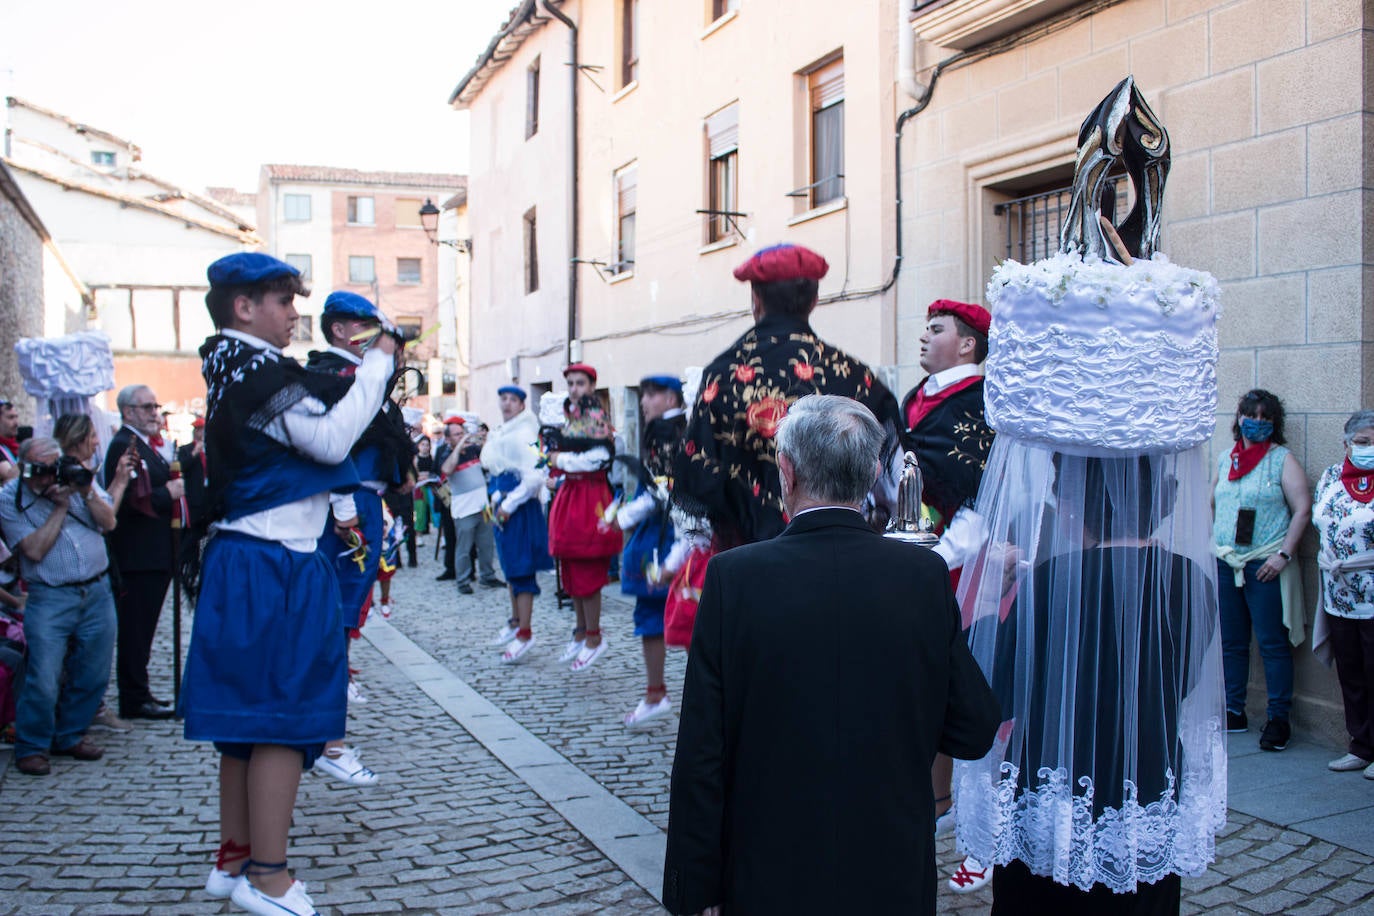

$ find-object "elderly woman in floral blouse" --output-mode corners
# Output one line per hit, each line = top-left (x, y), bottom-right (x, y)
(1313, 408), (1374, 779)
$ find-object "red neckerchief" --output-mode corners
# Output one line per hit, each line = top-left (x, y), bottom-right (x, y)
(149, 433), (165, 448)
(906, 375), (981, 430)
(1228, 440), (1272, 481)
(1340, 458), (1374, 503)
(0, 436), (18, 462)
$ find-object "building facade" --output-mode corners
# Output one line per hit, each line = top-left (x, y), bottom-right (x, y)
(257, 165), (467, 410)
(454, 0), (1372, 738)
(3, 96), (256, 413)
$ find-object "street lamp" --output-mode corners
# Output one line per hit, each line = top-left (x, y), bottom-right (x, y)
(419, 198), (471, 253)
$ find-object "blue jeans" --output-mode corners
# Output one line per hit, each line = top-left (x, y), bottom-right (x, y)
(1217, 558), (1293, 720)
(15, 578), (117, 758)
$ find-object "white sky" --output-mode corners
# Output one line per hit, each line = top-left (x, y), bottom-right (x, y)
(0, 0), (518, 191)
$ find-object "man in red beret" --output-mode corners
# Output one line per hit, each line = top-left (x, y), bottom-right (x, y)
(674, 243), (902, 551)
(898, 298), (996, 894)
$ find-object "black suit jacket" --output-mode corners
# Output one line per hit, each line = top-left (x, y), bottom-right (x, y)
(104, 426), (174, 573)
(662, 508), (1000, 916)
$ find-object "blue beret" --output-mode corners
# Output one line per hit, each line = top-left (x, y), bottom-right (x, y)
(497, 385), (527, 401)
(207, 252), (300, 287)
(322, 291), (380, 321)
(640, 374), (683, 393)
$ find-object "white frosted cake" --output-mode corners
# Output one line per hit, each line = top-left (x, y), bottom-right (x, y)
(984, 251), (1221, 453)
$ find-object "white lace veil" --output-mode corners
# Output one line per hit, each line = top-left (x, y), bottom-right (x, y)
(952, 440), (1226, 892)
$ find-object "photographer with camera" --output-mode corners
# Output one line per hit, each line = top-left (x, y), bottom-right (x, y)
(0, 435), (130, 776)
(104, 385), (184, 722)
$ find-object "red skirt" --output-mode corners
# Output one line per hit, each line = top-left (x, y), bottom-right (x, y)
(560, 557), (610, 598)
(548, 473), (622, 560)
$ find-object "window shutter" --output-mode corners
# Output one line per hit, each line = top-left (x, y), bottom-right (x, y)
(706, 104), (739, 159)
(617, 168), (638, 216)
(810, 58), (844, 110)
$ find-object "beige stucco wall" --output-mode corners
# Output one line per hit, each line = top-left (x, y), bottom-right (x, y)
(460, 0), (907, 418)
(898, 0), (1371, 741)
(463, 12), (575, 421)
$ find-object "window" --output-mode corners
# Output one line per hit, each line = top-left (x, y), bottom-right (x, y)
(614, 165), (637, 273)
(620, 0), (640, 87)
(523, 208), (539, 294)
(284, 253), (313, 282)
(348, 256), (376, 284)
(705, 104), (739, 244)
(91, 150), (116, 167)
(807, 57), (845, 207)
(991, 173), (1131, 263)
(711, 0), (739, 20)
(347, 196), (375, 225)
(397, 257), (422, 285)
(284, 194), (312, 222)
(396, 319), (423, 342)
(395, 198), (423, 228)
(526, 57), (540, 139)
(292, 315), (314, 343)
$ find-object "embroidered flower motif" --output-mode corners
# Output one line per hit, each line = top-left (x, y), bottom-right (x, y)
(733, 364), (756, 383)
(746, 397), (788, 439)
(684, 439), (696, 456)
(793, 361), (814, 381)
(702, 380), (719, 403)
(752, 481), (760, 497)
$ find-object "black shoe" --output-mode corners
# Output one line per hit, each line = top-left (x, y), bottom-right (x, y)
(150, 695), (172, 708)
(458, 583), (474, 595)
(479, 577), (507, 589)
(1259, 718), (1290, 751)
(123, 701), (174, 720)
(407, 560), (418, 568)
(436, 570), (456, 581)
(1226, 710), (1248, 733)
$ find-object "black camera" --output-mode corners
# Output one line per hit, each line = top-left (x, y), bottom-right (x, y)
(22, 455), (95, 488)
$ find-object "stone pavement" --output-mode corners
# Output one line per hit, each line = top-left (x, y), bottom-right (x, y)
(0, 545), (1371, 914)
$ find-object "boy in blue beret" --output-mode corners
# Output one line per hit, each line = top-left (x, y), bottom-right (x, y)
(180, 252), (398, 916)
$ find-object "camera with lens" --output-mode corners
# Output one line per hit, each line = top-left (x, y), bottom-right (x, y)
(21, 455), (95, 488)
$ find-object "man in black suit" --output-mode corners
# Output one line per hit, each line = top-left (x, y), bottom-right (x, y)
(176, 417), (209, 535)
(104, 384), (181, 720)
(663, 395), (1001, 916)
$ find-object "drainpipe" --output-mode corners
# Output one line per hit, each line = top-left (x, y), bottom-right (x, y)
(541, 0), (579, 364)
(896, 0), (925, 102)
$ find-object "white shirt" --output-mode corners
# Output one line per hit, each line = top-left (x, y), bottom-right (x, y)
(214, 330), (391, 552)
(922, 363), (981, 395)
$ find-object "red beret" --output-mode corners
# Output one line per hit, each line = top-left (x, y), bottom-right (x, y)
(191, 417), (206, 429)
(443, 413), (466, 426)
(733, 244), (829, 284)
(928, 299), (990, 338)
(563, 363), (598, 383)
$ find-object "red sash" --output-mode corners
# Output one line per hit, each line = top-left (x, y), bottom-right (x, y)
(1228, 440), (1271, 481)
(906, 375), (982, 430)
(1340, 458), (1374, 503)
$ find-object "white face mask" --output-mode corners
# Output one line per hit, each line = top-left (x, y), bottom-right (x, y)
(1350, 444), (1374, 471)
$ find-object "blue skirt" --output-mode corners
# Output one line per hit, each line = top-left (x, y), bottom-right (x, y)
(317, 489), (383, 628)
(181, 532), (347, 745)
(490, 471), (554, 579)
(621, 512), (673, 598)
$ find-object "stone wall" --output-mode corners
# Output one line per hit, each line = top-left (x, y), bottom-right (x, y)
(0, 183), (45, 423)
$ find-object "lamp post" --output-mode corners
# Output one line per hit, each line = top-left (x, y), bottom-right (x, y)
(419, 198), (470, 253)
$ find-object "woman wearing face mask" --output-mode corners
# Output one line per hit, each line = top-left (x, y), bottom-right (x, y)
(1212, 389), (1310, 752)
(1311, 410), (1374, 779)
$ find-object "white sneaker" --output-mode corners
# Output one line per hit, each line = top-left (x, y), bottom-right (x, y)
(558, 638), (585, 663)
(205, 866), (241, 898)
(231, 878), (319, 916)
(314, 746), (379, 786)
(500, 635), (536, 664)
(934, 805), (956, 838)
(570, 639), (608, 673)
(379, 600), (393, 619)
(1365, 761), (1374, 781)
(1329, 752), (1373, 772)
(623, 696), (672, 728)
(346, 680), (367, 704)
(948, 856), (991, 893)
(490, 623), (520, 647)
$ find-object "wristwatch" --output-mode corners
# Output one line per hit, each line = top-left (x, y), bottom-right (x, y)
(1277, 549), (1292, 561)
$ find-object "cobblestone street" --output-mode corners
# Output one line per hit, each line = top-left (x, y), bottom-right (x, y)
(2, 548), (1373, 914)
